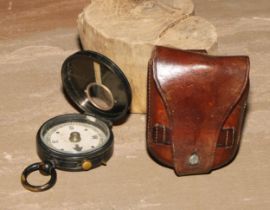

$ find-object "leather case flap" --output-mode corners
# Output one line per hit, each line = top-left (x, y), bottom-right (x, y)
(152, 46), (249, 175)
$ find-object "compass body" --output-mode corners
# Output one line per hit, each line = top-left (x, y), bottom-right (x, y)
(37, 114), (113, 171)
(21, 51), (131, 192)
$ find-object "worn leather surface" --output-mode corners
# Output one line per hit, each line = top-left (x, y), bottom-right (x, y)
(147, 46), (249, 175)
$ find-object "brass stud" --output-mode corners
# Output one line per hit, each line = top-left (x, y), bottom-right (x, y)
(82, 160), (92, 170)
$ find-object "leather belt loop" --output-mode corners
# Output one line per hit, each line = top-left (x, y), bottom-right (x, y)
(152, 124), (171, 145)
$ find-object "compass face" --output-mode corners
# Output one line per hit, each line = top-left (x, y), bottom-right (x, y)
(41, 121), (109, 154)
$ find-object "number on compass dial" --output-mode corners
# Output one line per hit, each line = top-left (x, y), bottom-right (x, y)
(43, 122), (107, 154)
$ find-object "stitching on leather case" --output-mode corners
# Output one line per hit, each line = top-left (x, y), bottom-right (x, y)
(147, 49), (156, 143)
(152, 48), (174, 147)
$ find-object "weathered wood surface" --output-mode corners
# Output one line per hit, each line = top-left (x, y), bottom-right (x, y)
(78, 0), (217, 113)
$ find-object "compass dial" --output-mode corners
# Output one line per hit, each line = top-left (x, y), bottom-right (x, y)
(42, 121), (108, 154)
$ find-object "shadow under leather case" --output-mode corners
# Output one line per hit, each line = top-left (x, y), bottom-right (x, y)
(147, 46), (250, 176)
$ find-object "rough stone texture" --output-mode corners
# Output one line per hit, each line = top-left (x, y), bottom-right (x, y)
(0, 0), (89, 40)
(0, 0), (270, 209)
(78, 0), (217, 113)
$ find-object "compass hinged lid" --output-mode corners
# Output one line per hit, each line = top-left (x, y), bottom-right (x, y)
(61, 51), (131, 122)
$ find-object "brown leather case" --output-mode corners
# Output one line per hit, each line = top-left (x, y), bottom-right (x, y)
(147, 46), (249, 176)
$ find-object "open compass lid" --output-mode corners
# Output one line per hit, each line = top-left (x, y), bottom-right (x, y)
(61, 51), (132, 123)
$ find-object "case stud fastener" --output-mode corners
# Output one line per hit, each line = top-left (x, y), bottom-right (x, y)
(188, 153), (199, 166)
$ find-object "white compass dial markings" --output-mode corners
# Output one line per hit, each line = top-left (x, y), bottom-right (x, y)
(43, 122), (108, 154)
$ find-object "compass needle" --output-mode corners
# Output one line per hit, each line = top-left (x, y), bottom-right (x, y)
(74, 144), (83, 152)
